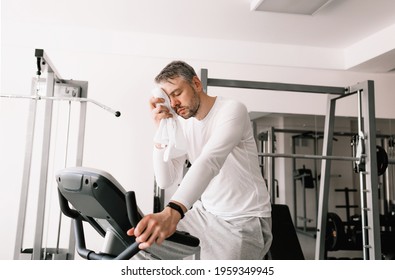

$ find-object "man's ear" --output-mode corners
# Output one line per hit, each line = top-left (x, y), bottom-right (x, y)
(192, 76), (203, 92)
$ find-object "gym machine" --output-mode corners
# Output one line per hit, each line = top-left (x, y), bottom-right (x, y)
(56, 167), (200, 260)
(1, 49), (120, 259)
(324, 134), (394, 259)
(258, 128), (393, 242)
(200, 69), (389, 259)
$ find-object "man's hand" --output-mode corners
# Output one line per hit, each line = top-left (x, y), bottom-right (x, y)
(149, 96), (173, 128)
(127, 203), (185, 250)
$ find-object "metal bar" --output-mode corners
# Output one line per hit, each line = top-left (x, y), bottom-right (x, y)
(330, 88), (358, 101)
(269, 127), (276, 203)
(201, 68), (208, 93)
(32, 72), (55, 260)
(272, 127), (394, 139)
(313, 134), (319, 227)
(206, 77), (346, 95)
(362, 80), (382, 259)
(73, 81), (88, 167)
(66, 82), (89, 259)
(302, 176), (307, 231)
(0, 94), (120, 117)
(13, 79), (39, 259)
(201, 68), (347, 95)
(315, 96), (337, 259)
(273, 127), (356, 137)
(258, 153), (360, 161)
(384, 140), (391, 217)
(45, 96), (119, 116)
(356, 88), (369, 259)
(292, 137), (297, 229)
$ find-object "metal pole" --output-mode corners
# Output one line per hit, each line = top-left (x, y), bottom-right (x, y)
(361, 81), (382, 259)
(204, 76), (346, 95)
(32, 71), (55, 260)
(302, 176), (307, 231)
(383, 138), (391, 217)
(67, 80), (88, 260)
(356, 89), (369, 260)
(259, 153), (360, 161)
(201, 68), (208, 93)
(0, 94), (120, 117)
(315, 96), (337, 259)
(292, 136), (297, 229)
(13, 79), (39, 259)
(269, 127), (276, 203)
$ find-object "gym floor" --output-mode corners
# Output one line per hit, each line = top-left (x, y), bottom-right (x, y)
(297, 233), (315, 260)
(297, 232), (364, 260)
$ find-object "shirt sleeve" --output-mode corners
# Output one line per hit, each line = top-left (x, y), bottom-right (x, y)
(171, 101), (248, 209)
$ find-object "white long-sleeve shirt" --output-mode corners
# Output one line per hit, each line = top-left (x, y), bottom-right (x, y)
(153, 96), (271, 220)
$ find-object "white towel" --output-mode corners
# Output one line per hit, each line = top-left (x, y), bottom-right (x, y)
(152, 87), (187, 162)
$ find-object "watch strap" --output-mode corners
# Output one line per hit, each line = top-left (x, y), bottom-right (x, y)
(166, 202), (185, 219)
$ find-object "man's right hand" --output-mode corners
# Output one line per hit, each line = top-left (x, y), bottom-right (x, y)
(149, 96), (173, 127)
(126, 205), (182, 250)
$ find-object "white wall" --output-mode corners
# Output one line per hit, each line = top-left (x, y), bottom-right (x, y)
(2, 15), (395, 260)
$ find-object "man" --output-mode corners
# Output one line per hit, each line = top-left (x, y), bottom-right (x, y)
(127, 61), (272, 259)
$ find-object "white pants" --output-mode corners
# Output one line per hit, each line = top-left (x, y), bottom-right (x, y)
(178, 200), (273, 260)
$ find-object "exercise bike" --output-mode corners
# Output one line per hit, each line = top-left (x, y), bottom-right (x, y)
(56, 167), (200, 260)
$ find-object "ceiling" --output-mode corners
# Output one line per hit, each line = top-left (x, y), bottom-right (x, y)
(3, 0), (395, 71)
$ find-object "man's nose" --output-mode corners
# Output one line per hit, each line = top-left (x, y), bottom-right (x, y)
(170, 96), (180, 108)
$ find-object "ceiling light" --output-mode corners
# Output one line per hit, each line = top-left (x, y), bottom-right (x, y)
(250, 0), (333, 15)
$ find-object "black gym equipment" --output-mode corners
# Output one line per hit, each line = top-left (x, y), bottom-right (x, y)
(324, 211), (395, 259)
(324, 182), (395, 259)
(294, 167), (315, 189)
(376, 145), (389, 176)
(268, 204), (305, 260)
(56, 167), (200, 260)
(325, 212), (346, 252)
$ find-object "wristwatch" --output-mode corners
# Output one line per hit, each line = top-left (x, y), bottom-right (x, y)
(166, 202), (185, 219)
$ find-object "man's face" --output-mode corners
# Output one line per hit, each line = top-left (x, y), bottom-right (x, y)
(161, 76), (200, 119)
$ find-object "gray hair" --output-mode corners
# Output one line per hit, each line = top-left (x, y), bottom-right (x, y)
(154, 60), (197, 84)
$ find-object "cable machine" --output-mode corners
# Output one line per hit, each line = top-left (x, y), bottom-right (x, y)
(200, 69), (382, 259)
(1, 49), (120, 259)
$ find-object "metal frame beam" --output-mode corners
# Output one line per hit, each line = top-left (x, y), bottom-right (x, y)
(200, 68), (346, 95)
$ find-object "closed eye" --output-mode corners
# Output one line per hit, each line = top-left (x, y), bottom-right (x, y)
(170, 90), (182, 97)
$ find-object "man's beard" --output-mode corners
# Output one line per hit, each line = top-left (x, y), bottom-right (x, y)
(174, 89), (200, 119)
